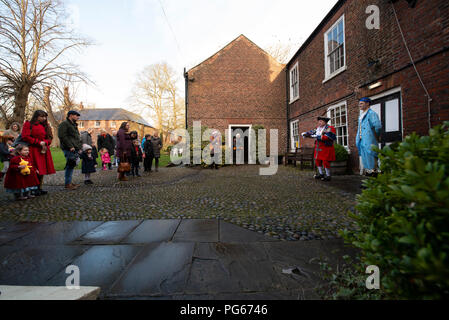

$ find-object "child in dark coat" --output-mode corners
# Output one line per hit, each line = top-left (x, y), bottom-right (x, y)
(4, 144), (40, 200)
(0, 135), (15, 182)
(80, 144), (97, 185)
(130, 139), (143, 177)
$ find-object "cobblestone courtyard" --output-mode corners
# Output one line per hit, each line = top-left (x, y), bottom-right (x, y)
(0, 166), (362, 241)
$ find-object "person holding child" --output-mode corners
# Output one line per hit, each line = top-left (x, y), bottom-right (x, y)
(4, 144), (40, 201)
(80, 144), (97, 185)
(100, 148), (111, 171)
(0, 135), (15, 182)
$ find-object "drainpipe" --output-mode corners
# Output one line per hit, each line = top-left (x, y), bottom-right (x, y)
(184, 68), (189, 129)
(285, 67), (290, 154)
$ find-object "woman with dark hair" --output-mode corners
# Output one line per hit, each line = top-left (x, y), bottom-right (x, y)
(116, 122), (132, 181)
(21, 110), (56, 195)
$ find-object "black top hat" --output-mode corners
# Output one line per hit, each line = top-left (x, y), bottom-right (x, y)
(318, 116), (331, 123)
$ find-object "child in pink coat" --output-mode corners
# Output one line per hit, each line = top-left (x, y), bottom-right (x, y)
(100, 148), (111, 171)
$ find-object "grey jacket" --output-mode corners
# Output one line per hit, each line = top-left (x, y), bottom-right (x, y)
(80, 131), (93, 147)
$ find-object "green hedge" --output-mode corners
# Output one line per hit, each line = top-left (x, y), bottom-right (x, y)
(334, 143), (349, 162)
(342, 121), (449, 299)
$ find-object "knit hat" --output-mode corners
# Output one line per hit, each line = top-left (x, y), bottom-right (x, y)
(82, 144), (92, 152)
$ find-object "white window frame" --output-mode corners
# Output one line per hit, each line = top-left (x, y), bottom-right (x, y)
(323, 15), (347, 83)
(327, 101), (349, 150)
(95, 121), (101, 128)
(111, 121), (116, 128)
(78, 121), (84, 129)
(289, 62), (299, 103)
(290, 120), (299, 151)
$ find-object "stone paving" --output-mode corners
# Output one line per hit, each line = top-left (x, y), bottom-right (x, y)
(0, 166), (363, 240)
(0, 219), (358, 300)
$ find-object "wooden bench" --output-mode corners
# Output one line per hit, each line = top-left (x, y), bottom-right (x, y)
(285, 147), (315, 170)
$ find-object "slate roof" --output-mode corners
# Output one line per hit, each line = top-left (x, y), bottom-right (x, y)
(55, 108), (154, 128)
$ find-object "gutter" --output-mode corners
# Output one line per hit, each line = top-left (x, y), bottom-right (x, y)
(184, 67), (189, 129)
(285, 68), (290, 154)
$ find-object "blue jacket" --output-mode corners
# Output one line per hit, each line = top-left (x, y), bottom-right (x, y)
(356, 108), (382, 156)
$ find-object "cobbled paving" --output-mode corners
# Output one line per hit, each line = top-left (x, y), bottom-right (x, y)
(0, 166), (360, 241)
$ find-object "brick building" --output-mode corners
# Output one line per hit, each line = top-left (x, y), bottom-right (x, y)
(286, 0), (449, 172)
(185, 35), (287, 160)
(57, 108), (157, 146)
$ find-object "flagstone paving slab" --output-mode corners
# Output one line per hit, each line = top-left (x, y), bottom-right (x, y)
(73, 221), (142, 244)
(172, 219), (219, 243)
(186, 242), (284, 295)
(219, 221), (278, 242)
(0, 245), (89, 286)
(46, 245), (143, 297)
(6, 221), (103, 247)
(121, 220), (181, 244)
(108, 242), (195, 297)
(0, 222), (53, 245)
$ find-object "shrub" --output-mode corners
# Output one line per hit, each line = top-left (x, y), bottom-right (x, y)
(334, 143), (349, 162)
(342, 121), (449, 299)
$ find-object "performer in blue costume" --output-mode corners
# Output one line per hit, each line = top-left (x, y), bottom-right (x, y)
(356, 97), (382, 176)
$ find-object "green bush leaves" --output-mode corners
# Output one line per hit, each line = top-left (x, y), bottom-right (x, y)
(343, 121), (449, 299)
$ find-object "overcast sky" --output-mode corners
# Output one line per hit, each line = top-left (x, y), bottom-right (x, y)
(68, 0), (338, 122)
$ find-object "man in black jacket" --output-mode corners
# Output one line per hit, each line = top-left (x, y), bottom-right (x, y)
(57, 110), (82, 190)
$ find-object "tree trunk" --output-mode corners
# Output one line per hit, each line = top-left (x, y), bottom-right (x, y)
(44, 86), (60, 147)
(13, 84), (31, 124)
(64, 87), (72, 109)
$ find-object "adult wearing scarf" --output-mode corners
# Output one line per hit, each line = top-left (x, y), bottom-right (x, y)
(21, 110), (56, 195)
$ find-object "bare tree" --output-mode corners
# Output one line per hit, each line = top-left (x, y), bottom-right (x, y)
(131, 62), (185, 137)
(0, 0), (92, 126)
(265, 41), (295, 64)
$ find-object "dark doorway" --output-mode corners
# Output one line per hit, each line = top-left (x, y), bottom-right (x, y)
(231, 126), (250, 164)
(370, 93), (403, 148)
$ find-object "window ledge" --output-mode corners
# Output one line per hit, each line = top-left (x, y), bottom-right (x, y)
(323, 66), (347, 84)
(289, 96), (299, 104)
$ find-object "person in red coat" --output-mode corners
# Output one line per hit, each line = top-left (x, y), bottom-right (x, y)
(21, 110), (56, 195)
(302, 116), (337, 181)
(4, 144), (40, 200)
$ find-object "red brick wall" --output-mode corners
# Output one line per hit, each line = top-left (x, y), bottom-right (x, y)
(288, 0), (449, 172)
(187, 35), (287, 155)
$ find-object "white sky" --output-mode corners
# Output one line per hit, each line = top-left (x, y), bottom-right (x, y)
(67, 0), (338, 124)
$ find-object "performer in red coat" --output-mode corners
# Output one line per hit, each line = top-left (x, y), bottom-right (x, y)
(4, 145), (40, 200)
(302, 116), (337, 181)
(21, 110), (56, 195)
